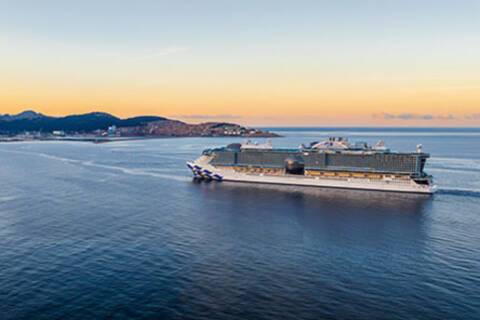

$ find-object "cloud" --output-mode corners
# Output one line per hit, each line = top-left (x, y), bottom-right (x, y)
(131, 46), (191, 61)
(373, 113), (456, 120)
(178, 114), (243, 120)
(465, 113), (480, 120)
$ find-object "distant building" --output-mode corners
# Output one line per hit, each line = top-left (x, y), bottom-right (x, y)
(52, 130), (66, 137)
(222, 125), (245, 136)
(107, 125), (117, 136)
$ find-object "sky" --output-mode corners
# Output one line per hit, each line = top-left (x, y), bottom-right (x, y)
(1, 0), (479, 126)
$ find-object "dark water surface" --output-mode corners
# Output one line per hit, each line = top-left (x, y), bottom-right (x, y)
(0, 128), (479, 319)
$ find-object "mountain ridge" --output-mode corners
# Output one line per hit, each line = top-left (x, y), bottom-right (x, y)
(0, 110), (46, 121)
(0, 110), (278, 138)
(0, 110), (169, 133)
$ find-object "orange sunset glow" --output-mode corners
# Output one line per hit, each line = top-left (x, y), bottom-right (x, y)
(1, 1), (479, 126)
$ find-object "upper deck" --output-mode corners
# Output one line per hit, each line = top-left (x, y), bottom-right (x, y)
(204, 138), (430, 176)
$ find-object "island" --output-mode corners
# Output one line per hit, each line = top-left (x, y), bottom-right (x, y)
(0, 110), (279, 142)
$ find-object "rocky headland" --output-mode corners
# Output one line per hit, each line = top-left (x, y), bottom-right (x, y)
(0, 110), (279, 142)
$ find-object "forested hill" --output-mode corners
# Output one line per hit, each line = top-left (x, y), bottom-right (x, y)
(0, 110), (167, 133)
(0, 110), (278, 138)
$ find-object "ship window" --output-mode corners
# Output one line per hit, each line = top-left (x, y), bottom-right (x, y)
(415, 179), (429, 185)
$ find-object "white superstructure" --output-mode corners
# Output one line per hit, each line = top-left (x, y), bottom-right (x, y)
(187, 138), (436, 194)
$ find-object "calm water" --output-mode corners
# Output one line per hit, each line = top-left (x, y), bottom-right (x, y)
(0, 128), (479, 320)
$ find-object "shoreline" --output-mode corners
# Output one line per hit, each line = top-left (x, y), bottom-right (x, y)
(0, 134), (281, 144)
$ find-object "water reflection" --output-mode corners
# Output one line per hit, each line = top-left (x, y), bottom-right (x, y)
(181, 180), (436, 319)
(191, 180), (432, 249)
(193, 180), (432, 213)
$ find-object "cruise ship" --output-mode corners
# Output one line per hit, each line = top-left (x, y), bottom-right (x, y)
(187, 137), (436, 194)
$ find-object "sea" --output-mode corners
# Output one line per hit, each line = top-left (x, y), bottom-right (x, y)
(0, 128), (479, 320)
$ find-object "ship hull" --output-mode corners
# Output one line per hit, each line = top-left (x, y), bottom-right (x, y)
(187, 161), (436, 194)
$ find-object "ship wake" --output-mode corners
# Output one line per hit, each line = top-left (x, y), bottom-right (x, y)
(437, 187), (480, 199)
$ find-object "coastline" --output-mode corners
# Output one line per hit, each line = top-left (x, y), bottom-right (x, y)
(0, 133), (281, 144)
